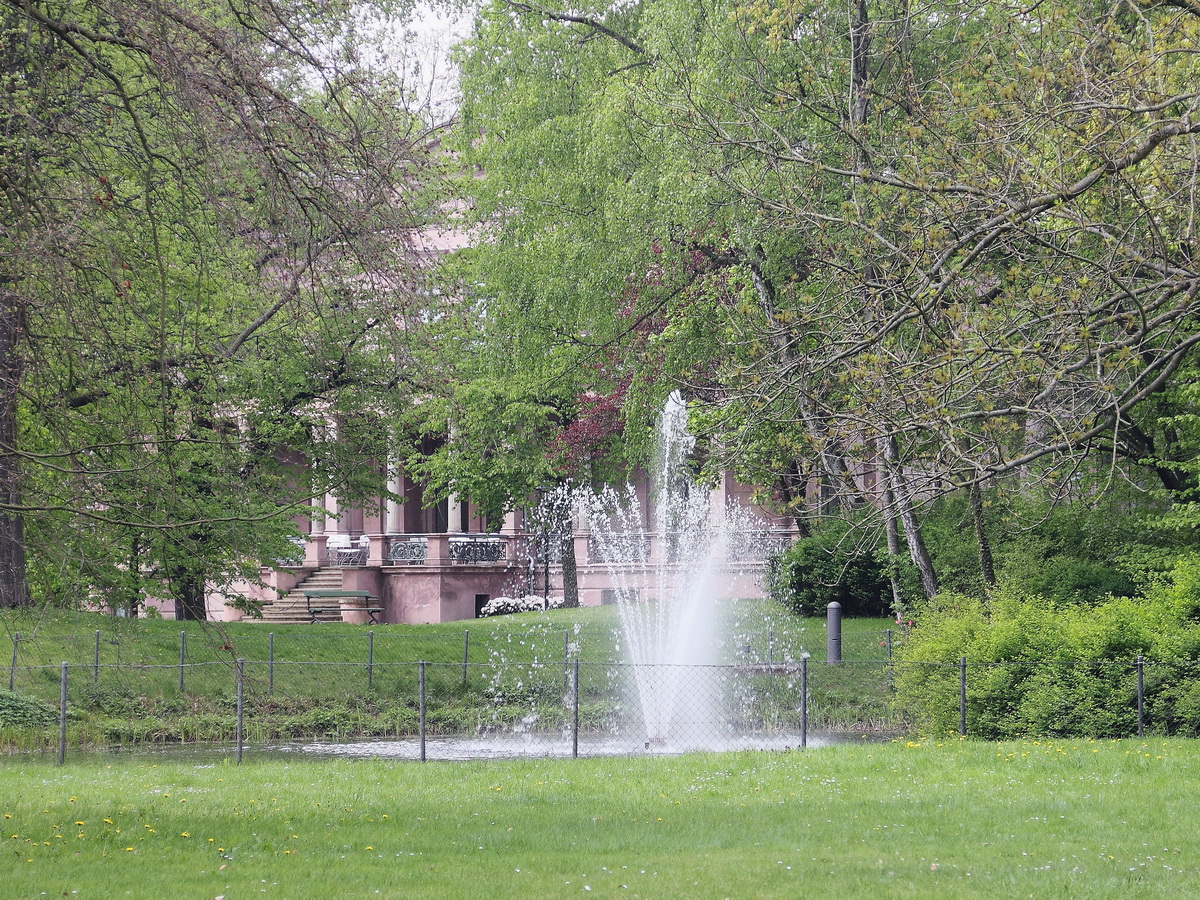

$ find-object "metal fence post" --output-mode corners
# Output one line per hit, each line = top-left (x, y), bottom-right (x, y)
(268, 632), (274, 695)
(572, 658), (580, 759)
(826, 602), (842, 665)
(959, 657), (967, 737)
(419, 660), (426, 762)
(9, 633), (17, 692)
(367, 630), (374, 690)
(462, 630), (469, 689)
(767, 627), (774, 664)
(94, 630), (101, 684)
(564, 630), (570, 693)
(885, 629), (893, 661)
(236, 658), (244, 765)
(1137, 655), (1145, 738)
(58, 662), (68, 766)
(179, 631), (186, 693)
(800, 655), (808, 749)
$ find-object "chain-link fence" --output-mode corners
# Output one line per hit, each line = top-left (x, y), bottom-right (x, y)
(9, 651), (1189, 764)
(4, 619), (899, 699)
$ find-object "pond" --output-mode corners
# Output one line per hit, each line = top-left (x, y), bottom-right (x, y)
(23, 729), (891, 764)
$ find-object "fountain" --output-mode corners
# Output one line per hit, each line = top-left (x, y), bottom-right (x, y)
(585, 391), (750, 749)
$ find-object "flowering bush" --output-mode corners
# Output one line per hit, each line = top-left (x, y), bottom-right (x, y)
(479, 595), (565, 617)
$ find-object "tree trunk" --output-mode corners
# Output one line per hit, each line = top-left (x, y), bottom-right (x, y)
(0, 291), (28, 608)
(174, 568), (208, 620)
(885, 435), (939, 599)
(878, 444), (905, 619)
(169, 530), (209, 620)
(968, 480), (996, 587)
(560, 530), (579, 608)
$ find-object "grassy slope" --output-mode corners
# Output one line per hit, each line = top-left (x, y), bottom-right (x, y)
(0, 603), (894, 669)
(2, 607), (900, 745)
(2, 739), (1196, 899)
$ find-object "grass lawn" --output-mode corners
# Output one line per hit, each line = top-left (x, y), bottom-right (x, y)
(3, 738), (1197, 898)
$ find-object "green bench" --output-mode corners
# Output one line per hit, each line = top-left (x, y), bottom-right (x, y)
(302, 589), (383, 624)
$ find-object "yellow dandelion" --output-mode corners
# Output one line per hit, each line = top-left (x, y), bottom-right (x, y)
(180, 832), (190, 838)
(365, 846), (374, 851)
(103, 819), (113, 825)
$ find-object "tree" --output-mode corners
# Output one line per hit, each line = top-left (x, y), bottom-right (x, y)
(2, 0), (437, 612)
(451, 0), (1200, 599)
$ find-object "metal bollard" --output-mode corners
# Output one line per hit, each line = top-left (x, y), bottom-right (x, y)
(826, 602), (842, 665)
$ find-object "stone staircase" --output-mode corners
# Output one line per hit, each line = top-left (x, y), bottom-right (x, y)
(258, 568), (344, 624)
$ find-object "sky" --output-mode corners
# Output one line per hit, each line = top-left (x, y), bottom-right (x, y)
(356, 2), (473, 124)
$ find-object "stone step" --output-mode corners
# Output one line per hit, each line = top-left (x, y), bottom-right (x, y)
(256, 567), (347, 623)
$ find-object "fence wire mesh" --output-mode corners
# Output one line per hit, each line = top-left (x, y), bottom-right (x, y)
(12, 650), (1200, 763)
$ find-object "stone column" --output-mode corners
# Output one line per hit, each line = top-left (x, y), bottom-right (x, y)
(447, 492), (465, 533)
(385, 460), (405, 535)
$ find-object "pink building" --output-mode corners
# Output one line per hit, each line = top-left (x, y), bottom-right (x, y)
(207, 467), (794, 624)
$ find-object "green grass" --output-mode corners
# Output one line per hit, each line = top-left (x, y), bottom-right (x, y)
(1, 603), (893, 669)
(2, 739), (1197, 898)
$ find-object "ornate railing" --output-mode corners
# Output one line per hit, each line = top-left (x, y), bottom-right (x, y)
(587, 530), (791, 564)
(449, 534), (506, 564)
(725, 530), (793, 562)
(328, 535), (368, 567)
(386, 537), (428, 564)
(587, 533), (651, 564)
(273, 535), (307, 566)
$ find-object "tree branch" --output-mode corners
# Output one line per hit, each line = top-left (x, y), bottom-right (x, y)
(505, 1), (648, 56)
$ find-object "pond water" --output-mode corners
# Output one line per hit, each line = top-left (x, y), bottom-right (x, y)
(279, 731), (832, 761)
(24, 730), (890, 764)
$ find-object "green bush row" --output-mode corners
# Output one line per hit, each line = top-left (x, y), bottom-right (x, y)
(894, 555), (1200, 738)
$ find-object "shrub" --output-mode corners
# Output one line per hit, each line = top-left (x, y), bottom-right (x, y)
(0, 690), (58, 729)
(768, 525), (895, 617)
(894, 559), (1200, 738)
